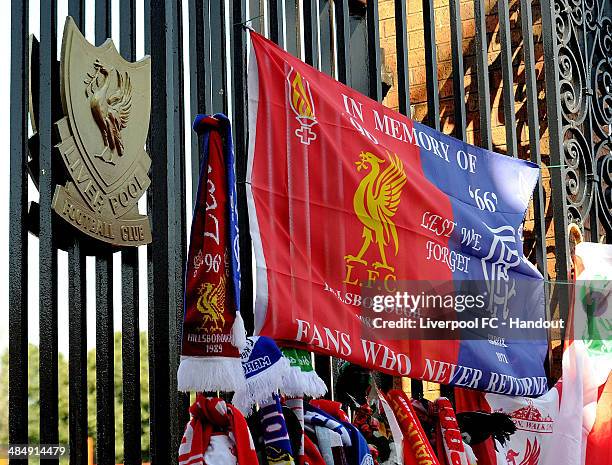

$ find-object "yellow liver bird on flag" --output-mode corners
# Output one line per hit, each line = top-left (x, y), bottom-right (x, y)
(345, 151), (407, 273)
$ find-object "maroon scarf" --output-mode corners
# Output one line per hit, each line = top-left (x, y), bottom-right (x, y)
(178, 115), (246, 392)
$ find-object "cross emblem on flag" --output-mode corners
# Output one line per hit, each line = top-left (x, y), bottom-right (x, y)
(295, 121), (317, 145)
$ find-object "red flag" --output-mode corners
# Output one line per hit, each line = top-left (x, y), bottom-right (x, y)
(246, 30), (547, 393)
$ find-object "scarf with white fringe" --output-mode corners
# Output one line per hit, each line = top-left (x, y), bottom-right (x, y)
(232, 336), (292, 415)
(281, 347), (328, 398)
(178, 114), (247, 393)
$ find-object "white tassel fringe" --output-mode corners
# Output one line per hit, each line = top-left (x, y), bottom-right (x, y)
(177, 356), (246, 392)
(232, 356), (291, 416)
(281, 366), (328, 398)
(231, 312), (247, 350)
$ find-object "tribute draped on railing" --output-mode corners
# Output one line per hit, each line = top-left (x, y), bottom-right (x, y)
(246, 31), (548, 395)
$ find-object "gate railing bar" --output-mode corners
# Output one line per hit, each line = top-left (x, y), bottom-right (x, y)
(519, 0), (548, 277)
(323, 0), (338, 395)
(210, 0), (229, 115)
(95, 0), (112, 47)
(367, 0), (382, 102)
(188, 0), (206, 205)
(388, 0), (425, 401)
(331, 0), (350, 401)
(367, 0), (402, 395)
(120, 249), (142, 464)
(93, 2), (115, 463)
(541, 0), (573, 380)
(66, 2), (89, 465)
(498, 0), (518, 157)
(579, 6), (600, 244)
(304, 0), (319, 69)
(418, 0), (442, 400)
(69, 0), (86, 31)
(205, 0), (219, 113)
(269, 0), (286, 49)
(66, 158), (89, 465)
(119, 1), (143, 463)
(422, 0), (441, 131)
(286, 0), (301, 58)
(410, 376), (425, 399)
(473, 0), (492, 150)
(333, 0), (350, 84)
(519, 0), (553, 382)
(171, 0), (189, 452)
(319, 1), (334, 77)
(314, 356), (333, 400)
(449, 0), (467, 140)
(249, 0), (264, 34)
(301, 0), (319, 68)
(146, 0), (179, 460)
(444, 0), (466, 401)
(95, 254), (115, 465)
(301, 0), (332, 397)
(8, 0), (30, 462)
(68, 246), (88, 464)
(540, 0), (570, 256)
(540, 0), (571, 331)
(395, 0), (410, 116)
(232, 0), (255, 334)
(39, 0), (60, 460)
(119, 0), (137, 82)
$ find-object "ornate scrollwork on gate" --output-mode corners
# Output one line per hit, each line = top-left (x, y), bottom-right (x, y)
(553, 0), (612, 240)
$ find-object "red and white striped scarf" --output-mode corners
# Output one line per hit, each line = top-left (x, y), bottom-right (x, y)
(386, 389), (440, 465)
(434, 397), (470, 465)
(178, 395), (259, 465)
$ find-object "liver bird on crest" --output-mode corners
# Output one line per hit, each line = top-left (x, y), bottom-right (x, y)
(84, 59), (132, 165)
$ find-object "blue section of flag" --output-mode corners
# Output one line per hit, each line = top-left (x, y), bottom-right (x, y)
(415, 121), (548, 394)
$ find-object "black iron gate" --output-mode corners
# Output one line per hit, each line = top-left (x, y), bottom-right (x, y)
(7, 0), (612, 464)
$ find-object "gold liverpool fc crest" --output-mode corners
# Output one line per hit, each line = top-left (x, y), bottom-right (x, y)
(51, 17), (152, 246)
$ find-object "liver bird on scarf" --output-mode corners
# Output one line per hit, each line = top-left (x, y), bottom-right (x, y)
(196, 277), (227, 333)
